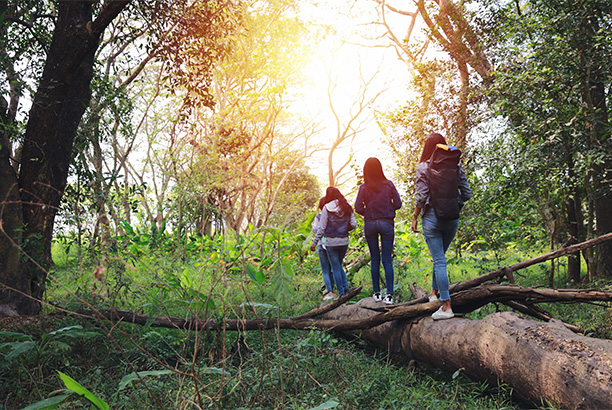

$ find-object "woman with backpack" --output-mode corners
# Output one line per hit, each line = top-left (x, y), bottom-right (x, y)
(355, 157), (403, 305)
(312, 197), (336, 301)
(310, 187), (357, 297)
(411, 133), (472, 320)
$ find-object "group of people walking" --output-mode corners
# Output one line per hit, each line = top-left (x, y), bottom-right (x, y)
(310, 133), (472, 320)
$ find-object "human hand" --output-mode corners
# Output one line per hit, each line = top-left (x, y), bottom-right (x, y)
(310, 244), (316, 252)
(411, 216), (420, 233)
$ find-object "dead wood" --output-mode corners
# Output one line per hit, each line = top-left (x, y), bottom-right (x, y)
(409, 312), (612, 409)
(385, 232), (612, 309)
(73, 284), (612, 335)
(75, 287), (364, 331)
(320, 298), (612, 409)
(500, 300), (584, 333)
(408, 282), (428, 300)
(453, 232), (612, 291)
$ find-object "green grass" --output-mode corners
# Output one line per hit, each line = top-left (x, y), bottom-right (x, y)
(1, 316), (518, 410)
(4, 235), (608, 409)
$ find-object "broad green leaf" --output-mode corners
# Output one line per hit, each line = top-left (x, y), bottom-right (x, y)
(5, 341), (36, 360)
(272, 262), (294, 307)
(21, 393), (71, 410)
(246, 262), (266, 284)
(0, 331), (33, 341)
(48, 325), (83, 336)
(119, 219), (136, 236)
(309, 400), (340, 410)
(410, 237), (418, 248)
(118, 370), (173, 391)
(58, 371), (109, 410)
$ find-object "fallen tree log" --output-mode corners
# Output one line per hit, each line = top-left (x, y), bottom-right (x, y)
(72, 282), (612, 408)
(74, 284), (612, 332)
(321, 299), (612, 410)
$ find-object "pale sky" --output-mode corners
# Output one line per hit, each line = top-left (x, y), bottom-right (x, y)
(293, 1), (415, 198)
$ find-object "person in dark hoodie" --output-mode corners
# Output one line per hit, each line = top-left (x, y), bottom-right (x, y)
(411, 133), (472, 320)
(310, 187), (357, 297)
(355, 158), (402, 305)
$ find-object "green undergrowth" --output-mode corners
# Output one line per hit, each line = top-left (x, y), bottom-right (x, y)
(3, 224), (610, 409)
(1, 316), (520, 410)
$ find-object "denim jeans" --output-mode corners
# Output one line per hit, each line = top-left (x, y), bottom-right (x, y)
(422, 211), (460, 301)
(325, 245), (349, 295)
(364, 219), (395, 295)
(317, 246), (335, 293)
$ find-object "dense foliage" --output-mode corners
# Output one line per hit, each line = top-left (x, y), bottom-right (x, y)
(5, 211), (609, 409)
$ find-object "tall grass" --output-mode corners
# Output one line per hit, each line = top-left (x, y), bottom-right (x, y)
(2, 219), (606, 409)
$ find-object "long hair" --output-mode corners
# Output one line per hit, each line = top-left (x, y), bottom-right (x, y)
(322, 186), (353, 215)
(318, 196), (326, 210)
(363, 157), (388, 192)
(419, 133), (447, 163)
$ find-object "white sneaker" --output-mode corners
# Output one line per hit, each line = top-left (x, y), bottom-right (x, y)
(428, 294), (439, 302)
(373, 292), (382, 302)
(323, 292), (336, 301)
(432, 306), (454, 320)
(383, 294), (394, 305)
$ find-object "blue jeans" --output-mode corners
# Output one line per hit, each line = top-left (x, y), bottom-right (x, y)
(326, 245), (349, 295)
(422, 211), (460, 301)
(364, 219), (395, 295)
(317, 246), (335, 293)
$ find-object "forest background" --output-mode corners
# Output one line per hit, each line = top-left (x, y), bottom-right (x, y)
(1, 0), (611, 409)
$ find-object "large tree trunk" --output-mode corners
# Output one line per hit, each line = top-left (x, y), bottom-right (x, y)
(585, 77), (612, 278)
(322, 300), (612, 409)
(578, 13), (612, 278)
(0, 1), (130, 315)
(0, 103), (30, 316)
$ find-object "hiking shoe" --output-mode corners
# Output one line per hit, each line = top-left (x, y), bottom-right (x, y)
(432, 306), (454, 320)
(323, 292), (335, 301)
(373, 292), (382, 302)
(383, 294), (394, 305)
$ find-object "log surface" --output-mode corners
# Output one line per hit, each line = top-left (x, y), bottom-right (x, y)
(322, 299), (612, 410)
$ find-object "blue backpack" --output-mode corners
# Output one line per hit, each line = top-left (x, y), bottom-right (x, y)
(427, 144), (462, 220)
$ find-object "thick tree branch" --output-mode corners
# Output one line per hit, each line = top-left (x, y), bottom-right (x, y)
(75, 283), (612, 333)
(91, 1), (132, 35)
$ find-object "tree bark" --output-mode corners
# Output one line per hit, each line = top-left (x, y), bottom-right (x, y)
(0, 100), (29, 316)
(318, 297), (612, 409)
(0, 1), (130, 315)
(577, 12), (612, 278)
(410, 312), (612, 409)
